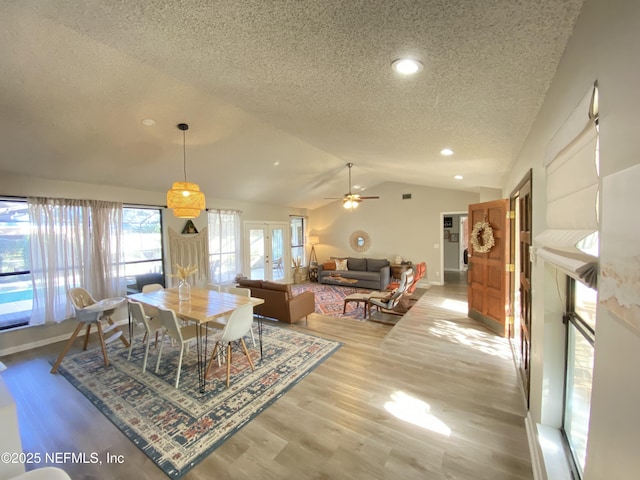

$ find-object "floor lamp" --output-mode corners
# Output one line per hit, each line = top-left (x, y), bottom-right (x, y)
(307, 236), (319, 265)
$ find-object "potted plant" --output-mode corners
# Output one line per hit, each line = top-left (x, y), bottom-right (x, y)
(292, 257), (303, 284)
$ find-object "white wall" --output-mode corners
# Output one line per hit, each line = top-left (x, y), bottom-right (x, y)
(502, 0), (640, 477)
(0, 172), (303, 354)
(308, 181), (479, 285)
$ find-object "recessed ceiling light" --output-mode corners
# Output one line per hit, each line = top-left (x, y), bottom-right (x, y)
(440, 148), (454, 156)
(141, 118), (156, 126)
(273, 161), (280, 166)
(391, 58), (424, 75)
(454, 175), (463, 180)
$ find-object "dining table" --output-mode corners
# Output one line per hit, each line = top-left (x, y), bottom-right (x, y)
(127, 287), (265, 392)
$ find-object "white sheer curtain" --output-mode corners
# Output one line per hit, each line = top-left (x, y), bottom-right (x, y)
(208, 209), (241, 284)
(89, 201), (125, 299)
(28, 198), (124, 325)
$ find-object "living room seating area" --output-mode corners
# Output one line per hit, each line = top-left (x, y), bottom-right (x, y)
(317, 257), (391, 290)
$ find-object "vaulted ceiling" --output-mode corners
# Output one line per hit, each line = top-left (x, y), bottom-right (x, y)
(0, 1), (583, 209)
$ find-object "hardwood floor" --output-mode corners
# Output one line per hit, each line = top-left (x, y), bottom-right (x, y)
(1, 281), (532, 480)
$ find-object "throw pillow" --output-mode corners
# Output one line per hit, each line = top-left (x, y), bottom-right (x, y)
(322, 261), (336, 271)
(335, 258), (348, 271)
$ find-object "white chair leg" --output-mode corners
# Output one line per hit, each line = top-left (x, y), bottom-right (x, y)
(143, 337), (151, 373)
(127, 336), (134, 361)
(175, 345), (184, 388)
(249, 326), (256, 347)
(155, 333), (165, 373)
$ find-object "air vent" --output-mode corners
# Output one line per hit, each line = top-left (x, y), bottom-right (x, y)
(402, 193), (412, 200)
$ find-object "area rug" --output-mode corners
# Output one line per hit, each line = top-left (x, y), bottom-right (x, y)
(54, 324), (342, 479)
(291, 282), (373, 320)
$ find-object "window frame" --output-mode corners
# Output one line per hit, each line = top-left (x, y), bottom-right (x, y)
(561, 277), (596, 479)
(290, 216), (305, 266)
(122, 206), (165, 293)
(0, 198), (31, 330)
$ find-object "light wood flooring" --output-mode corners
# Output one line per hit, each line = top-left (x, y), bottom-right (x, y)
(1, 279), (532, 480)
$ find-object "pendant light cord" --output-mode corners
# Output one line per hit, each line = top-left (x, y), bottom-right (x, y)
(183, 129), (187, 182)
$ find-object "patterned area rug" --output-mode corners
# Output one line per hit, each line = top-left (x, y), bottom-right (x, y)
(291, 282), (373, 320)
(54, 324), (342, 479)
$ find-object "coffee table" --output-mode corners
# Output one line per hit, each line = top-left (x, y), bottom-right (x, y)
(326, 274), (358, 285)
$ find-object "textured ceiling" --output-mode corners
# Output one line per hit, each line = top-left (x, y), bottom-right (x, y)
(0, 0), (583, 209)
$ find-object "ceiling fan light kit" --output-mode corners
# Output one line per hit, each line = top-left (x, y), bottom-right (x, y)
(167, 123), (206, 218)
(325, 163), (380, 210)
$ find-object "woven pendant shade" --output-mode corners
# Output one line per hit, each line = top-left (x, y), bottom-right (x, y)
(167, 181), (206, 218)
(167, 123), (206, 218)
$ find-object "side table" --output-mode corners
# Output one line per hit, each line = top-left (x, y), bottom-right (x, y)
(308, 265), (318, 282)
(390, 264), (410, 280)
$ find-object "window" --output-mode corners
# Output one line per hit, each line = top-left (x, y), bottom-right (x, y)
(563, 278), (596, 478)
(122, 207), (164, 292)
(0, 199), (30, 330)
(290, 216), (304, 265)
(208, 210), (241, 284)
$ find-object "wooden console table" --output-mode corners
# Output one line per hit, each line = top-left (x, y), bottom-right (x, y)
(390, 264), (411, 280)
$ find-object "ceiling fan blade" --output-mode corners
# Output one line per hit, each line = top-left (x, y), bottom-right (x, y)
(359, 196), (380, 200)
(324, 197), (343, 200)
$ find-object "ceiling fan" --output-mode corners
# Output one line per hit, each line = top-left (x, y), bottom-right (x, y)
(325, 163), (380, 209)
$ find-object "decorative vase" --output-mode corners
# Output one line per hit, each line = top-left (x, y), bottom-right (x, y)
(394, 255), (403, 265)
(293, 271), (303, 284)
(178, 279), (191, 301)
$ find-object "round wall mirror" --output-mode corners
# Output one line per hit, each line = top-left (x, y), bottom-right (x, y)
(350, 230), (371, 253)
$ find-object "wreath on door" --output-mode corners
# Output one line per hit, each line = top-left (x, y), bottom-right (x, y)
(471, 220), (495, 254)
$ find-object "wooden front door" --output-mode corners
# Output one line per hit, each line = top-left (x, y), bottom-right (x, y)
(467, 199), (511, 336)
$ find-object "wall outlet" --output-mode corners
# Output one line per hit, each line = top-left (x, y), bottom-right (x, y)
(434, 243), (439, 249)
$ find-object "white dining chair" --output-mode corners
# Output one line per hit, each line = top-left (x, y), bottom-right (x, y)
(155, 308), (199, 388)
(127, 300), (163, 373)
(205, 303), (256, 388)
(225, 286), (256, 347)
(206, 283), (222, 292)
(141, 283), (164, 293)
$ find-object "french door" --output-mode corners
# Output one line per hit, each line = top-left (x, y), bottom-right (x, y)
(244, 222), (289, 282)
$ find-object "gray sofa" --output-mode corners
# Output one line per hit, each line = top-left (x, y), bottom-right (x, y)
(318, 257), (391, 290)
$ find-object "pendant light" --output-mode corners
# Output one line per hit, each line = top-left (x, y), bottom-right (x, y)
(166, 123), (206, 218)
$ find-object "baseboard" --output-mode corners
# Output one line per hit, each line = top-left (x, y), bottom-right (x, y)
(0, 317), (130, 357)
(526, 413), (547, 480)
